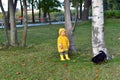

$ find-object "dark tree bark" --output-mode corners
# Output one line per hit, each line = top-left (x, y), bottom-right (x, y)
(38, 0), (41, 22)
(20, 0), (23, 24)
(79, 2), (82, 20)
(48, 12), (51, 24)
(82, 0), (91, 21)
(43, 11), (47, 22)
(32, 0), (35, 23)
(7, 1), (10, 30)
(14, 0), (18, 11)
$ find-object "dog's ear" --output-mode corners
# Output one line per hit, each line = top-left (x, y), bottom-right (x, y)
(99, 50), (105, 54)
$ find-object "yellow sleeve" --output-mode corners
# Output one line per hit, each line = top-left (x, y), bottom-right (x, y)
(57, 37), (64, 52)
(57, 37), (61, 46)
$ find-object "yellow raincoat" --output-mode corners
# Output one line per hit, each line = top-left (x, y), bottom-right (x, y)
(57, 28), (69, 52)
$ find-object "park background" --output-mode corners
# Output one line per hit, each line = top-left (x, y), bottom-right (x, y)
(0, 0), (120, 80)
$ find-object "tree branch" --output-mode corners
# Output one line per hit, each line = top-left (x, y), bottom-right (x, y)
(0, 0), (6, 14)
(72, 0), (78, 32)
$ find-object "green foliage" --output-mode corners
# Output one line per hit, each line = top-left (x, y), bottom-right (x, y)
(0, 19), (120, 79)
(36, 0), (61, 13)
(104, 10), (120, 18)
(104, 0), (120, 10)
(104, 0), (120, 11)
(71, 0), (83, 7)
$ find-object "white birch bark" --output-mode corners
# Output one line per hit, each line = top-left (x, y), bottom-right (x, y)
(92, 0), (111, 59)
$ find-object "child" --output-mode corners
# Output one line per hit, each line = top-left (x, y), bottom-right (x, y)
(57, 28), (70, 61)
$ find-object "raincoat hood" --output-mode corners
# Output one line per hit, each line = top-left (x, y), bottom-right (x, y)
(59, 28), (66, 36)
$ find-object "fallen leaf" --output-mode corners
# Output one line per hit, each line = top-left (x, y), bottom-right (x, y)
(95, 69), (99, 73)
(5, 74), (10, 78)
(64, 64), (67, 67)
(11, 60), (16, 64)
(18, 78), (24, 80)
(5, 53), (10, 57)
(37, 62), (43, 65)
(16, 72), (21, 75)
(51, 70), (55, 74)
(21, 63), (26, 67)
(66, 78), (69, 80)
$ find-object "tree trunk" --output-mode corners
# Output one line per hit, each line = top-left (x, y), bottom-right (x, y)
(9, 0), (18, 46)
(48, 12), (51, 24)
(39, 9), (41, 22)
(43, 11), (47, 22)
(22, 0), (28, 47)
(7, 1), (10, 30)
(32, 0), (35, 23)
(80, 2), (82, 20)
(64, 0), (76, 53)
(82, 0), (91, 21)
(14, 0), (18, 12)
(2, 14), (10, 47)
(0, 0), (10, 47)
(38, 0), (41, 22)
(20, 0), (23, 24)
(92, 0), (111, 59)
(73, 0), (78, 32)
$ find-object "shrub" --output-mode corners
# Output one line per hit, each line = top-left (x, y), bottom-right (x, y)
(104, 10), (120, 18)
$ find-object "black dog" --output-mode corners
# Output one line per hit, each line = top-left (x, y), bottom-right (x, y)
(91, 50), (107, 64)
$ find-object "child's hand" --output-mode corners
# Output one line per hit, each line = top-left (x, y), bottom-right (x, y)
(59, 44), (63, 49)
(68, 44), (70, 48)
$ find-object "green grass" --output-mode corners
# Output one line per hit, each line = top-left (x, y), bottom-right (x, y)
(0, 19), (120, 80)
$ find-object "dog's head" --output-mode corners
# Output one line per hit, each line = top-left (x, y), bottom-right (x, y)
(91, 50), (107, 64)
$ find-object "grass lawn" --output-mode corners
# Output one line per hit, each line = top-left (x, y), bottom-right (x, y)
(0, 19), (120, 80)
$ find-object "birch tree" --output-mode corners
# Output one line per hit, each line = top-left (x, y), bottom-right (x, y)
(92, 0), (111, 59)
